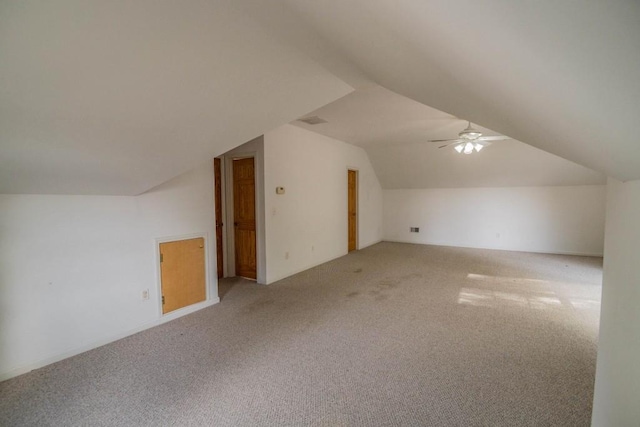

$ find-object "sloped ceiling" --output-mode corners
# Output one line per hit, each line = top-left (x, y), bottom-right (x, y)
(285, 0), (640, 182)
(2, 1), (639, 195)
(293, 86), (606, 188)
(0, 1), (353, 195)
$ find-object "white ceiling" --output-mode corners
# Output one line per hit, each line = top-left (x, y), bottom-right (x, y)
(1, 1), (639, 195)
(293, 86), (605, 188)
(294, 85), (457, 148)
(284, 0), (640, 182)
(0, 1), (352, 195)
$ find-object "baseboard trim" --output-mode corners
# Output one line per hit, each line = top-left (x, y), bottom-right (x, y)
(265, 253), (346, 285)
(359, 238), (383, 250)
(264, 239), (385, 285)
(0, 297), (220, 382)
(382, 239), (603, 257)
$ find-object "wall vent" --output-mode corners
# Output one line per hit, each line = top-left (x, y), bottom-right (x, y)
(410, 227), (420, 233)
(297, 116), (328, 125)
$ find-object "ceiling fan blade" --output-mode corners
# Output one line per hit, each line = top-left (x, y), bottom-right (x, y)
(478, 135), (511, 141)
(429, 138), (461, 143)
(438, 141), (462, 148)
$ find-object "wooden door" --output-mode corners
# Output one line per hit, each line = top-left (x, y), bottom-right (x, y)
(348, 169), (358, 252)
(233, 158), (257, 279)
(160, 237), (206, 314)
(214, 158), (224, 279)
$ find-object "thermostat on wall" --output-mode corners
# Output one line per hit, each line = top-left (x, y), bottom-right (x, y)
(276, 186), (285, 195)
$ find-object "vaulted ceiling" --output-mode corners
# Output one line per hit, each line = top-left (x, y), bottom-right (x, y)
(282, 0), (640, 181)
(292, 86), (605, 188)
(0, 1), (352, 195)
(1, 1), (639, 195)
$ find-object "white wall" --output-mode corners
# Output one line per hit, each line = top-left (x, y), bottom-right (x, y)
(383, 186), (606, 256)
(0, 161), (218, 380)
(263, 125), (383, 284)
(137, 161), (218, 303)
(591, 178), (640, 426)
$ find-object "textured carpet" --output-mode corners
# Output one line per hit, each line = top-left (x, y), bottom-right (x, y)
(0, 242), (602, 426)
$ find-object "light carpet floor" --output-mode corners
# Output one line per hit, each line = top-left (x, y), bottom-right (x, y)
(0, 242), (602, 426)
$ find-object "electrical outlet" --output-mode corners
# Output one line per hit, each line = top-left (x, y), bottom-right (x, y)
(285, 251), (289, 260)
(142, 289), (149, 300)
(311, 245), (314, 252)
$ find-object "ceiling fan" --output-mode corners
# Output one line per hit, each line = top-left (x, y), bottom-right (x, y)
(429, 121), (511, 154)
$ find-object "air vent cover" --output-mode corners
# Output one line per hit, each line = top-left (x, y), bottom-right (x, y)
(297, 116), (328, 125)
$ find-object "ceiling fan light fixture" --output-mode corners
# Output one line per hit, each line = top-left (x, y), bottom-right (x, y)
(461, 130), (482, 139)
(459, 121), (482, 140)
(434, 120), (508, 153)
(455, 141), (485, 154)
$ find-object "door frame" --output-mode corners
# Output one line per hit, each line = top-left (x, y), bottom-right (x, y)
(222, 150), (266, 284)
(155, 232), (212, 318)
(213, 157), (226, 279)
(347, 167), (359, 251)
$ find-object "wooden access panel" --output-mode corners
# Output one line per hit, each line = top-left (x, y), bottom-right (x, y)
(160, 237), (206, 314)
(214, 158), (224, 279)
(233, 158), (257, 279)
(348, 169), (358, 252)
